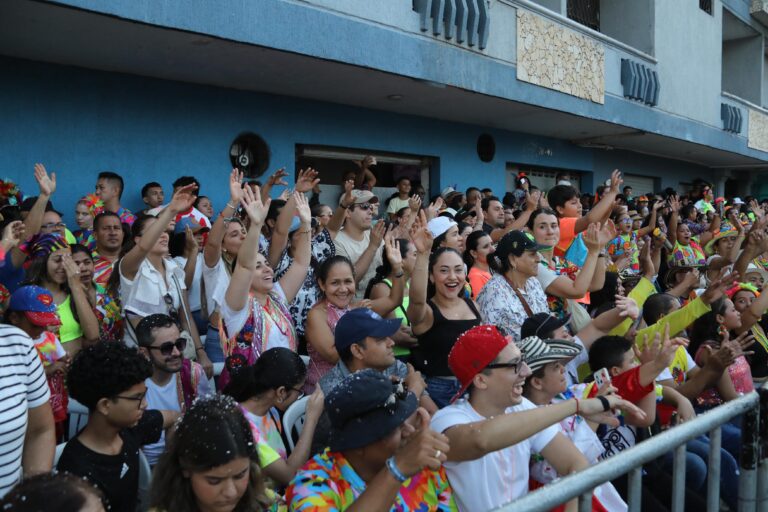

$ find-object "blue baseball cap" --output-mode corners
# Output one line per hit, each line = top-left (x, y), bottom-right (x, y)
(334, 308), (402, 351)
(8, 285), (61, 327)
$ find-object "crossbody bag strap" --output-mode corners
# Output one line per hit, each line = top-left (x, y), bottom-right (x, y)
(504, 276), (534, 317)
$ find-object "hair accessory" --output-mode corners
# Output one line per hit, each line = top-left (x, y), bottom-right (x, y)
(0, 178), (23, 206)
(83, 193), (105, 217)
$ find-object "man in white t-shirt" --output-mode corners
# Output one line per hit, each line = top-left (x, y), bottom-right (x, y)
(334, 190), (385, 299)
(136, 314), (211, 465)
(386, 177), (412, 220)
(431, 325), (613, 512)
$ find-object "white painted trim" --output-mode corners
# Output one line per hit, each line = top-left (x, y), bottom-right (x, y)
(722, 91), (768, 116)
(498, 0), (658, 64)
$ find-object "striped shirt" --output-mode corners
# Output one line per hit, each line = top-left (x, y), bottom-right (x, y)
(0, 324), (50, 498)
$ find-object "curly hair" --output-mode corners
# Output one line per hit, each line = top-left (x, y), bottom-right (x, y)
(66, 342), (152, 410)
(150, 395), (272, 512)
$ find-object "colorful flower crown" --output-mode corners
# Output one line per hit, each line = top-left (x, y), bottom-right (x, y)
(82, 193), (104, 217)
(0, 178), (23, 206)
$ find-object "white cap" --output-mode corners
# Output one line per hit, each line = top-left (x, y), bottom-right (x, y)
(427, 217), (458, 238)
(440, 186), (456, 199)
(733, 197), (744, 205)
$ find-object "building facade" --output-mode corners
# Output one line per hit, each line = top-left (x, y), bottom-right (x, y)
(1, 0), (768, 219)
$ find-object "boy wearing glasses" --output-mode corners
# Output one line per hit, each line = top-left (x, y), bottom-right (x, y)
(136, 313), (211, 466)
(57, 342), (178, 512)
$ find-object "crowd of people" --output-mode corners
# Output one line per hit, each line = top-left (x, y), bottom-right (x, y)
(0, 161), (767, 511)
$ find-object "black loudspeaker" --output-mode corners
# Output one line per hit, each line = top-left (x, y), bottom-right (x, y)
(229, 132), (271, 178)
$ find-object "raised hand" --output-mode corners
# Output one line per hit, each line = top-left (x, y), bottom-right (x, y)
(403, 363), (427, 397)
(228, 168), (245, 205)
(409, 210), (434, 254)
(653, 201), (664, 212)
(384, 235), (404, 273)
(169, 183), (198, 214)
(634, 332), (662, 365)
(240, 184), (271, 225)
(608, 169), (623, 194)
(701, 269), (738, 305)
(393, 408), (450, 477)
(295, 167), (320, 194)
(369, 219), (387, 248)
(62, 253), (84, 290)
(294, 191), (311, 226)
(668, 196), (681, 213)
(426, 197), (444, 220)
(615, 295), (639, 320)
(340, 179), (355, 208)
(266, 167), (289, 188)
(184, 226), (199, 257)
(526, 190), (541, 211)
(277, 189), (290, 201)
(1, 221), (25, 249)
(408, 194), (422, 212)
(34, 163), (56, 197)
(598, 219), (618, 246)
(679, 268), (701, 290)
(582, 223), (602, 253)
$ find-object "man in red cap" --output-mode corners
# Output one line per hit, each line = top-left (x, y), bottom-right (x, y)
(431, 325), (642, 511)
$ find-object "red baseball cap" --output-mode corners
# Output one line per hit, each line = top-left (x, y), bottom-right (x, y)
(447, 325), (510, 403)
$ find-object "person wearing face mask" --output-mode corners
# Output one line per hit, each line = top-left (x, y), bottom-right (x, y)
(305, 242), (404, 393)
(407, 211), (483, 408)
(476, 230), (550, 341)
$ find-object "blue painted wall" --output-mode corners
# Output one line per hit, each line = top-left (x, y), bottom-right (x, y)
(0, 57), (715, 225)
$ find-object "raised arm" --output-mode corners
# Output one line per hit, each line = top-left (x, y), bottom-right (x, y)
(667, 196), (680, 245)
(405, 211), (434, 331)
(12, 165), (56, 268)
(182, 227), (199, 289)
(204, 168), (243, 268)
(225, 185), (270, 312)
(120, 184), (198, 281)
(327, 179), (355, 239)
(490, 190), (540, 242)
(575, 169), (621, 234)
(544, 223), (601, 299)
(369, 236), (405, 317)
(351, 221), (386, 286)
(276, 192), (312, 304)
(442, 395), (641, 462)
(259, 167), (289, 204)
(637, 202), (662, 238)
(268, 168), (318, 268)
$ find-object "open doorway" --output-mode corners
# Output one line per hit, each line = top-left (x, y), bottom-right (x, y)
(295, 145), (435, 210)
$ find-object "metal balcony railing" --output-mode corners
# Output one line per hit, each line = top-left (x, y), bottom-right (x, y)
(494, 383), (768, 512)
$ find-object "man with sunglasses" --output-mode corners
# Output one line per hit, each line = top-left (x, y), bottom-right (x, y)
(135, 313), (211, 466)
(431, 325), (626, 511)
(57, 342), (178, 512)
(334, 189), (384, 299)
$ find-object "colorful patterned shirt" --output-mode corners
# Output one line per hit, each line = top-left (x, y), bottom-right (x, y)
(286, 449), (456, 511)
(607, 232), (640, 273)
(94, 283), (124, 342)
(92, 251), (116, 287)
(667, 240), (706, 267)
(115, 206), (136, 226)
(73, 229), (96, 252)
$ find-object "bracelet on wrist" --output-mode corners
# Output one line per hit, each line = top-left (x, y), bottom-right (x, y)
(385, 456), (408, 483)
(195, 346), (205, 353)
(226, 202), (237, 210)
(596, 395), (611, 412)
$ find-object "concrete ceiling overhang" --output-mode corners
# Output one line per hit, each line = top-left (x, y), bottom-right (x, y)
(1, 0), (765, 169)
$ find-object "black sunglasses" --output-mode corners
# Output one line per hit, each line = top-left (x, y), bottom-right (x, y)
(148, 337), (187, 356)
(486, 358), (527, 373)
(163, 294), (181, 325)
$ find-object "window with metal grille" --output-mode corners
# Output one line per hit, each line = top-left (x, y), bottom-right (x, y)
(567, 0), (600, 31)
(699, 0), (712, 15)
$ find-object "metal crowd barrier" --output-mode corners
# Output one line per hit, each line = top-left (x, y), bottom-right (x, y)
(495, 383), (768, 512)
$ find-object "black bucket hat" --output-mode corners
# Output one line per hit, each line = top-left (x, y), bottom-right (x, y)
(326, 369), (418, 451)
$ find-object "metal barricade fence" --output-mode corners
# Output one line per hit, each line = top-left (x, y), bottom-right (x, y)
(494, 383), (768, 512)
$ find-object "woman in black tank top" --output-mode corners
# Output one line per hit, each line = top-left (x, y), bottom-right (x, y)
(407, 215), (483, 408)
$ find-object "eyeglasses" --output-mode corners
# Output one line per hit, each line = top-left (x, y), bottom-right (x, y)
(620, 218), (633, 224)
(113, 392), (147, 409)
(486, 358), (527, 373)
(353, 203), (373, 211)
(163, 294), (181, 325)
(41, 222), (66, 230)
(290, 387), (305, 400)
(147, 337), (187, 356)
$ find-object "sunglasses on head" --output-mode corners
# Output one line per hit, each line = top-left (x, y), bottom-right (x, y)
(148, 337), (187, 356)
